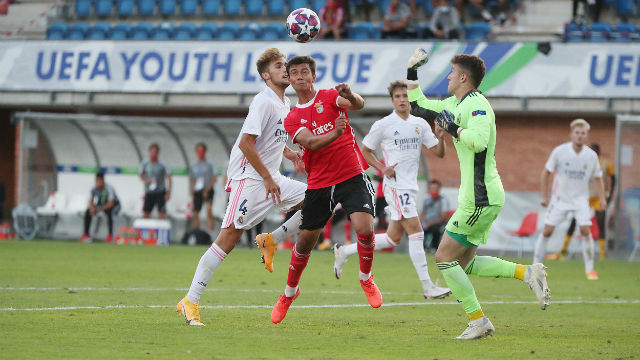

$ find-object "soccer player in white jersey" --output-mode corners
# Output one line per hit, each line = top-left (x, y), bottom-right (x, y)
(332, 81), (451, 299)
(533, 119), (607, 280)
(176, 48), (307, 326)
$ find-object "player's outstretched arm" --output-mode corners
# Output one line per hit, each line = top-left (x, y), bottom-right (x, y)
(336, 83), (365, 110)
(293, 113), (347, 151)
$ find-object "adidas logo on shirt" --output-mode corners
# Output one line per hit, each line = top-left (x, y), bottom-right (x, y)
(277, 119), (283, 124)
(394, 131), (400, 136)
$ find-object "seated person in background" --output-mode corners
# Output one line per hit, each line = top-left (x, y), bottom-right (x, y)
(139, 143), (172, 220)
(424, 0), (463, 39)
(190, 142), (217, 233)
(419, 180), (450, 251)
(382, 0), (417, 39)
(78, 172), (121, 243)
(318, 0), (347, 40)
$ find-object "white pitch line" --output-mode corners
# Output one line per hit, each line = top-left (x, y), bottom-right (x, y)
(1, 299), (639, 312)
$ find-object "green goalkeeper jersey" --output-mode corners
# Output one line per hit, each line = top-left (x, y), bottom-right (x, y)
(408, 87), (504, 207)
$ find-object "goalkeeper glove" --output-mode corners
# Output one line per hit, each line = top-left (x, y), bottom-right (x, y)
(407, 48), (429, 81)
(435, 110), (460, 138)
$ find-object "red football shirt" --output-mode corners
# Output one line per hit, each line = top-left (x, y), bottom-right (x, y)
(284, 88), (368, 189)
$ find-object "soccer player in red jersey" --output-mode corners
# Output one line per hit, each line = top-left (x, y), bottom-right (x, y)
(270, 55), (381, 324)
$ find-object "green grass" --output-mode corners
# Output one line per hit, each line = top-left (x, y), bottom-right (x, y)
(1, 240), (639, 360)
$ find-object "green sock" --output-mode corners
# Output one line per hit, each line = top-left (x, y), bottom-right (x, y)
(437, 261), (482, 315)
(464, 256), (517, 278)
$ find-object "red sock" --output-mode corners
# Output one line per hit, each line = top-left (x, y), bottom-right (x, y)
(344, 221), (352, 242)
(286, 244), (311, 288)
(357, 233), (375, 275)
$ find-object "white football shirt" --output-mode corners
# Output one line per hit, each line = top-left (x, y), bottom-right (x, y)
(362, 111), (439, 191)
(546, 142), (602, 208)
(227, 86), (291, 181)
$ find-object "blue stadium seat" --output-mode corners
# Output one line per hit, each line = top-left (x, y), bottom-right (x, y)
(87, 22), (111, 39)
(201, 0), (220, 15)
(195, 22), (217, 39)
(245, 0), (262, 15)
(311, 0), (327, 11)
(349, 22), (374, 40)
(131, 22), (153, 39)
(239, 22), (260, 40)
(290, 0), (308, 11)
(378, 0), (391, 14)
(261, 22), (287, 40)
(153, 23), (174, 39)
(223, 0), (240, 15)
(111, 23), (131, 39)
(465, 22), (490, 40)
(218, 22), (239, 39)
(175, 22), (196, 39)
(615, 0), (633, 15)
(46, 23), (68, 40)
(267, 0), (286, 14)
(589, 22), (611, 41)
(137, 0), (155, 15)
(160, 0), (176, 15)
(565, 23), (586, 41)
(75, 0), (92, 17)
(95, 0), (113, 16)
(610, 22), (637, 41)
(180, 0), (197, 15)
(117, 0), (135, 16)
(68, 22), (89, 39)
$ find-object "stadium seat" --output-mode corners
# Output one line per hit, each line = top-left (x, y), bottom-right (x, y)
(180, 0), (198, 15)
(615, 0), (633, 15)
(239, 22), (260, 40)
(153, 23), (174, 39)
(47, 23), (68, 40)
(261, 22), (286, 40)
(87, 22), (111, 39)
(502, 212), (538, 258)
(588, 22), (611, 41)
(95, 0), (114, 17)
(175, 22), (196, 40)
(565, 23), (586, 41)
(349, 22), (374, 40)
(137, 0), (155, 15)
(201, 0), (220, 15)
(378, 0), (391, 14)
(267, 0), (286, 15)
(195, 22), (217, 40)
(117, 0), (135, 16)
(245, 0), (262, 15)
(610, 22), (637, 41)
(290, 0), (308, 11)
(68, 22), (89, 40)
(223, 0), (240, 15)
(160, 0), (176, 15)
(131, 22), (153, 39)
(0, 0), (8, 15)
(465, 22), (490, 40)
(218, 22), (239, 40)
(75, 0), (92, 17)
(111, 23), (131, 39)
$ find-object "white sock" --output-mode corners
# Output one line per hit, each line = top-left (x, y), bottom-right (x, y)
(533, 233), (549, 264)
(582, 234), (595, 273)
(272, 210), (302, 244)
(187, 243), (227, 303)
(408, 232), (432, 288)
(359, 271), (371, 281)
(284, 285), (298, 297)
(342, 233), (395, 259)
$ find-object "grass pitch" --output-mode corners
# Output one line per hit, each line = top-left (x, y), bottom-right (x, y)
(1, 240), (639, 359)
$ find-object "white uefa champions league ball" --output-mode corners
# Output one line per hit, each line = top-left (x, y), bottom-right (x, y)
(286, 8), (321, 43)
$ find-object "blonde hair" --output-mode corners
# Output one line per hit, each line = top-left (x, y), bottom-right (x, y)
(256, 48), (286, 80)
(570, 118), (591, 131)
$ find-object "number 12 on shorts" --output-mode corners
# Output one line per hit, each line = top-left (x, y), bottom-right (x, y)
(399, 193), (410, 206)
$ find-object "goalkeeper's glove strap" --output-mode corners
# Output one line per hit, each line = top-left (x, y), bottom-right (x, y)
(407, 68), (418, 81)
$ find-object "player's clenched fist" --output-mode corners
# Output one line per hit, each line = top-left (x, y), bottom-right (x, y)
(335, 112), (347, 135)
(335, 83), (352, 98)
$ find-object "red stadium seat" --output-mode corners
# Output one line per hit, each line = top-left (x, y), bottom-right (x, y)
(0, 0), (9, 15)
(504, 212), (538, 258)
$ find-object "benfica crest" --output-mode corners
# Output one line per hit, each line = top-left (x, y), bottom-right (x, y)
(314, 100), (324, 114)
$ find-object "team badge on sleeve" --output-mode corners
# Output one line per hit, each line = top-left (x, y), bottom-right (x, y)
(472, 110), (486, 116)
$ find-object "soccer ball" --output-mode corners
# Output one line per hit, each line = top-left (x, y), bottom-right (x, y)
(286, 8), (321, 43)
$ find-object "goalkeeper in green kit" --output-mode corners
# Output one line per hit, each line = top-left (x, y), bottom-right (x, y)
(405, 49), (551, 339)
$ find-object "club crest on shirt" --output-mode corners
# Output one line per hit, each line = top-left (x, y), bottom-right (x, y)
(415, 126), (420, 135)
(314, 101), (324, 113)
